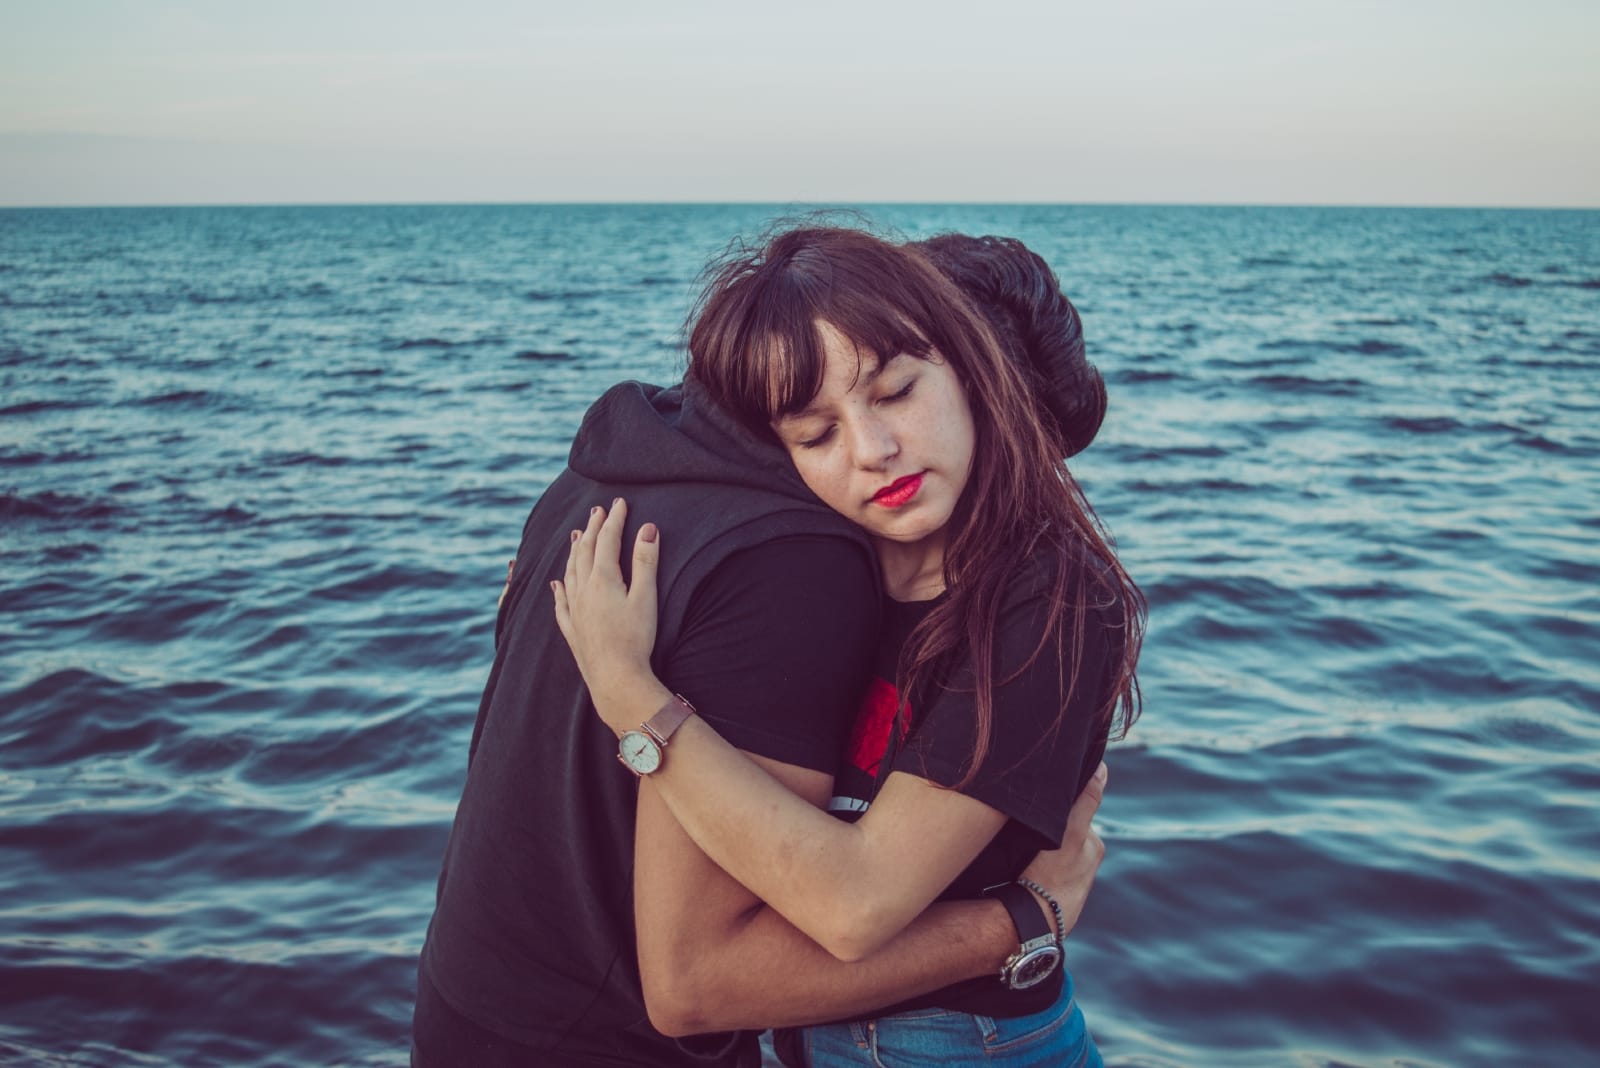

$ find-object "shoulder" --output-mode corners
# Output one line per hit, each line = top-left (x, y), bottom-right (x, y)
(692, 534), (878, 621)
(668, 534), (882, 771)
(996, 540), (1127, 640)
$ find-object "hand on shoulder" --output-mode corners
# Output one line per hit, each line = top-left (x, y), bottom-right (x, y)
(551, 499), (668, 731)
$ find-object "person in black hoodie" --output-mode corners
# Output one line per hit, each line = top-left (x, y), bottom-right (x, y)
(413, 230), (1113, 1068)
(554, 228), (1142, 1067)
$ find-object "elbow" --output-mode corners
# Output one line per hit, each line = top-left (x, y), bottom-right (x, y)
(815, 899), (898, 964)
(638, 908), (772, 1036)
(642, 976), (709, 1038)
(820, 938), (874, 965)
(645, 1000), (700, 1040)
(819, 930), (887, 965)
(641, 961), (739, 1037)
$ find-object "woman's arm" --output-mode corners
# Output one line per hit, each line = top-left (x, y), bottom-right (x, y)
(634, 756), (1107, 1034)
(554, 502), (1049, 962)
(564, 513), (1106, 1033)
(647, 706), (1004, 962)
(635, 756), (998, 1034)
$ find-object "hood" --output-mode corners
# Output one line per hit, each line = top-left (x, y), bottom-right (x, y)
(568, 378), (819, 501)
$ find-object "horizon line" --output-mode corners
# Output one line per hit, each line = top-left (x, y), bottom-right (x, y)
(4, 198), (1597, 212)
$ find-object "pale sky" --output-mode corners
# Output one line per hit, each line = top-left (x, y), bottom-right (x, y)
(1, 0), (1596, 207)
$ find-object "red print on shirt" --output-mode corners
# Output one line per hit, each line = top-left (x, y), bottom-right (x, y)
(845, 677), (912, 776)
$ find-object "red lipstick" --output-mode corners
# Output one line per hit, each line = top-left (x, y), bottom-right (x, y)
(871, 473), (924, 508)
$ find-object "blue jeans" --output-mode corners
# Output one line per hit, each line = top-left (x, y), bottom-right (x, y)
(801, 976), (1102, 1067)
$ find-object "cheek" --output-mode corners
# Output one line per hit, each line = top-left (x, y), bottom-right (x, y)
(942, 385), (978, 471)
(786, 449), (851, 512)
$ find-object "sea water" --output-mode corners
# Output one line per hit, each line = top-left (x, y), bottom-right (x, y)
(2, 204), (1596, 1066)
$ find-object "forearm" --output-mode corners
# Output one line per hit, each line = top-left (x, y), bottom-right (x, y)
(634, 745), (1108, 1037)
(613, 681), (900, 956)
(659, 897), (1013, 1034)
(636, 771), (1014, 1036)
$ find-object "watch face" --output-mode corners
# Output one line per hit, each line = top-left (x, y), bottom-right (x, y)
(1009, 945), (1062, 990)
(618, 730), (663, 775)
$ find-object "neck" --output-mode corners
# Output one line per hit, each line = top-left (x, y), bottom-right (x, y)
(874, 533), (947, 603)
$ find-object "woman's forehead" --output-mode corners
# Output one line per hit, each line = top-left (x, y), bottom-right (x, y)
(762, 314), (928, 421)
(816, 320), (886, 372)
(777, 349), (919, 425)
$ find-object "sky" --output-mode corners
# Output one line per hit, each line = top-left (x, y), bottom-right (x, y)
(1, 0), (1596, 207)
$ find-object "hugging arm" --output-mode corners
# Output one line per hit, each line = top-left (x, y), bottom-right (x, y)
(612, 533), (1021, 1032)
(555, 503), (1105, 973)
(633, 752), (1105, 1034)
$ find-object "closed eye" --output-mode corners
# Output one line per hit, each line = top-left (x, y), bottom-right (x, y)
(880, 379), (916, 404)
(797, 426), (836, 449)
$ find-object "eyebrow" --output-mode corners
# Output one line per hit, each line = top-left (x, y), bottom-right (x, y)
(783, 353), (901, 422)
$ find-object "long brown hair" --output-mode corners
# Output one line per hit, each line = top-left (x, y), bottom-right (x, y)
(688, 225), (1144, 786)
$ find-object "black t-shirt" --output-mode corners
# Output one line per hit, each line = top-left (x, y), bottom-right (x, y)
(827, 562), (1116, 1019)
(632, 534), (886, 1063)
(420, 534), (879, 1067)
(663, 537), (880, 771)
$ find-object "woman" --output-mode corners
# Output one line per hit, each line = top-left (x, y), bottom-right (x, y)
(555, 226), (1144, 1066)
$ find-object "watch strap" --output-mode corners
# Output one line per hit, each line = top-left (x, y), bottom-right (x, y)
(641, 693), (696, 747)
(985, 880), (1054, 947)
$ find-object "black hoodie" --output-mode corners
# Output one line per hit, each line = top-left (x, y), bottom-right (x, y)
(417, 379), (879, 1066)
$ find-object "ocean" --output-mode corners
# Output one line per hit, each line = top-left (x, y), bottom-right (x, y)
(1, 203), (1596, 1067)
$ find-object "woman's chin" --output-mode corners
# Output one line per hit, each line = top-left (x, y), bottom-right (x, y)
(865, 516), (951, 560)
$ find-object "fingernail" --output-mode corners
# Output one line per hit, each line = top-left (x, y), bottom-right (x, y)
(571, 530), (580, 543)
(550, 581), (558, 593)
(591, 506), (602, 517)
(612, 497), (623, 508)
(640, 523), (658, 543)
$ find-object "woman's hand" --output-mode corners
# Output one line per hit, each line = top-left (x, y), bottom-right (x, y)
(551, 499), (666, 734)
(1019, 761), (1107, 940)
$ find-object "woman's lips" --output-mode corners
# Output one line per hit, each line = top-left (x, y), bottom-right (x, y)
(871, 473), (925, 508)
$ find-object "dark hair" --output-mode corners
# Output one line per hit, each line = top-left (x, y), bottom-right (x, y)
(912, 234), (1106, 459)
(688, 226), (1143, 785)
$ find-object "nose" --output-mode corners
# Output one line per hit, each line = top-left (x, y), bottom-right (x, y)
(849, 414), (899, 471)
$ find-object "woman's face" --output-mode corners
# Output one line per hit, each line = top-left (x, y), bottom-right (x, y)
(771, 321), (976, 552)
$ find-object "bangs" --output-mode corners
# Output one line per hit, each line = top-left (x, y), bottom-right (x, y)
(689, 227), (958, 434)
(762, 317), (935, 424)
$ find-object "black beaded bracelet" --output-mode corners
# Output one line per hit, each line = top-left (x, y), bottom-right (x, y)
(1017, 878), (1065, 943)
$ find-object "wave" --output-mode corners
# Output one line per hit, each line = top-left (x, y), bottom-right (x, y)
(135, 390), (222, 409)
(525, 288), (606, 302)
(1250, 373), (1366, 395)
(0, 490), (120, 523)
(0, 946), (415, 1065)
(1258, 337), (1420, 357)
(388, 337), (456, 351)
(1383, 414), (1463, 433)
(0, 398), (93, 417)
(259, 450), (356, 469)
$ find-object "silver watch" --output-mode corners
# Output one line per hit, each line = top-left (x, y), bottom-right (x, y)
(984, 881), (1063, 990)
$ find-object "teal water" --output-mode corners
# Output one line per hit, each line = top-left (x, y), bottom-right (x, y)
(2, 204), (1597, 1066)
